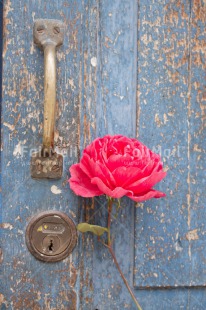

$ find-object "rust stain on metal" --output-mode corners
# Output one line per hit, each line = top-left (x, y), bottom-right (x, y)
(30, 152), (63, 179)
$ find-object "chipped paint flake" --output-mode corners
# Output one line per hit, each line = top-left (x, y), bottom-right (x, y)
(3, 122), (15, 131)
(13, 140), (27, 157)
(154, 114), (162, 127)
(91, 57), (97, 67)
(68, 78), (76, 90)
(69, 209), (77, 218)
(0, 223), (13, 230)
(186, 229), (199, 241)
(113, 93), (124, 100)
(13, 142), (22, 157)
(51, 185), (62, 195)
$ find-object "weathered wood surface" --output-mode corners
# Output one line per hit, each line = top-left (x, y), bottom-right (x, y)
(135, 0), (206, 288)
(0, 1), (2, 102)
(79, 0), (138, 308)
(80, 0), (206, 309)
(1, 0), (82, 308)
(1, 0), (206, 309)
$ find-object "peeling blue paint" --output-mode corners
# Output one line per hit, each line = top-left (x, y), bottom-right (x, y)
(1, 0), (206, 309)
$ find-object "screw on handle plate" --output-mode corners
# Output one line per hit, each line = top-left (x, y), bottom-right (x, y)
(31, 19), (64, 179)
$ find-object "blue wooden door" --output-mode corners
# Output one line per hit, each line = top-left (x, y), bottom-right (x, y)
(1, 0), (205, 309)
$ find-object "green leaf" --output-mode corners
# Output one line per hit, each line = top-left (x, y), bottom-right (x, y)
(77, 223), (108, 236)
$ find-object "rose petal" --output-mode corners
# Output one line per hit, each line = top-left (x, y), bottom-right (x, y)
(106, 154), (133, 171)
(68, 135), (166, 200)
(79, 154), (94, 178)
(112, 166), (145, 187)
(128, 171), (167, 193)
(80, 155), (116, 188)
(69, 164), (102, 197)
(91, 177), (132, 198)
(127, 189), (166, 202)
(90, 177), (113, 196)
(140, 158), (160, 174)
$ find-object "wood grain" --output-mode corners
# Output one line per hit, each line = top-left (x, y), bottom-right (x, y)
(1, 0), (82, 308)
(134, 0), (206, 289)
(1, 0), (206, 309)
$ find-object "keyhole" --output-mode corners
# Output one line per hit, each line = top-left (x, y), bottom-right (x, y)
(48, 239), (53, 252)
(42, 235), (61, 255)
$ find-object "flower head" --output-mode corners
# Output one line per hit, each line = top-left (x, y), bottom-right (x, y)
(68, 135), (166, 202)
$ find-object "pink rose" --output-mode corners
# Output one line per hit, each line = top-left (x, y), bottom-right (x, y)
(68, 135), (166, 202)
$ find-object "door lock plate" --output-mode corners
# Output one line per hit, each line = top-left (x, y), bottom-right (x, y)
(25, 211), (77, 262)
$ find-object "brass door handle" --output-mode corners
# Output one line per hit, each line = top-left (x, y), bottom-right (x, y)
(31, 19), (64, 179)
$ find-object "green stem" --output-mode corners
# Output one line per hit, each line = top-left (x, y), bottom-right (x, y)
(114, 199), (121, 219)
(107, 197), (113, 246)
(106, 198), (142, 310)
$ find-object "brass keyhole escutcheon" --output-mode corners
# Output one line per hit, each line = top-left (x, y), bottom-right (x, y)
(25, 211), (77, 262)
